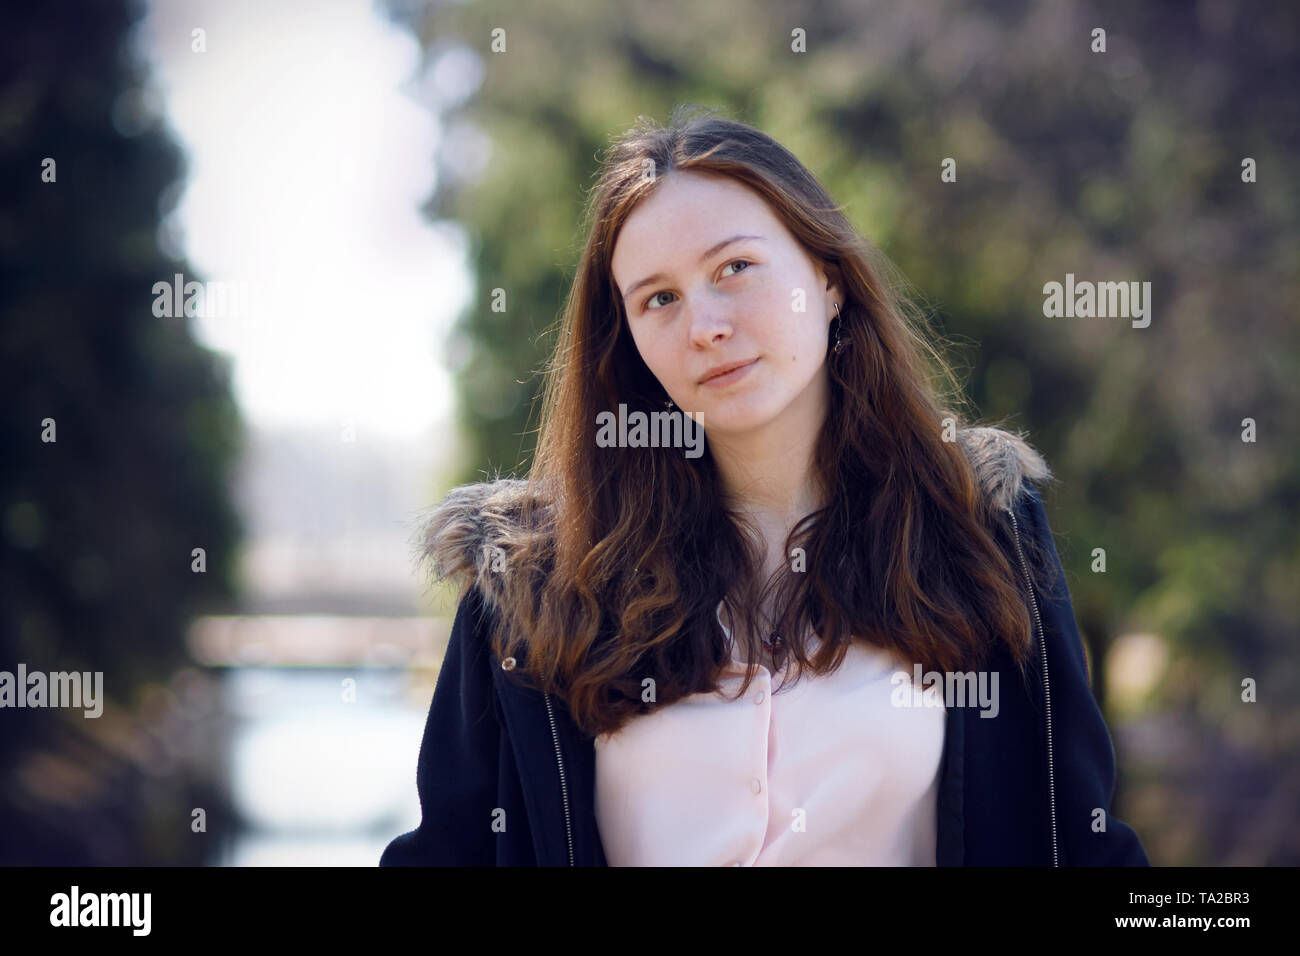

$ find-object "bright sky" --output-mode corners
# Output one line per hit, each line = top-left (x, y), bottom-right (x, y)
(136, 0), (474, 439)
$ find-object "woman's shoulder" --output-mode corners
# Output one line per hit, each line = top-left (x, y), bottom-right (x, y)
(954, 424), (1054, 514)
(955, 425), (1065, 607)
(413, 476), (554, 618)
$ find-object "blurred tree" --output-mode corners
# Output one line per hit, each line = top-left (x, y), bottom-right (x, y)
(397, 0), (1299, 863)
(0, 0), (242, 862)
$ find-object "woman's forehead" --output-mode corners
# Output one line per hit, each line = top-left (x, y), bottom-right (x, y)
(611, 175), (780, 280)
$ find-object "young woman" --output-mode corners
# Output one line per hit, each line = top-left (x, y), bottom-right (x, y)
(380, 108), (1150, 867)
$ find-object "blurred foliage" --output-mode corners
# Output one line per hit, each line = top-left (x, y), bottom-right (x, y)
(398, 0), (1299, 863)
(0, 0), (243, 862)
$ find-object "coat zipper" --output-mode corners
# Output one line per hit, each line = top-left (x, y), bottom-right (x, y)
(1007, 506), (1060, 866)
(542, 690), (576, 866)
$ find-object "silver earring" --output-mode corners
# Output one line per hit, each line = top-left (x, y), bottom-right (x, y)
(832, 302), (845, 355)
(665, 398), (675, 409)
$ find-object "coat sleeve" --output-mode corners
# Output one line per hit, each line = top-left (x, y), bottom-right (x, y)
(1020, 484), (1151, 866)
(379, 587), (501, 866)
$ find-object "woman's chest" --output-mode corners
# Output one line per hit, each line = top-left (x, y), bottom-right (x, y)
(592, 643), (947, 865)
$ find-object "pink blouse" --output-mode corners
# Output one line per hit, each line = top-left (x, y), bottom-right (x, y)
(594, 601), (946, 866)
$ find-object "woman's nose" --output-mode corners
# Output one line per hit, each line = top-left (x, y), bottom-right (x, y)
(686, 294), (734, 348)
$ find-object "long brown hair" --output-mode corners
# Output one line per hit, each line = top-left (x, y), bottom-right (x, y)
(475, 105), (1053, 738)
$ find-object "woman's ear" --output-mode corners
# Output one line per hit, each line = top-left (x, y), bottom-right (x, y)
(819, 260), (845, 309)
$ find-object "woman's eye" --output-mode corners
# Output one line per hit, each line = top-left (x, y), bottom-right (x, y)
(642, 260), (752, 312)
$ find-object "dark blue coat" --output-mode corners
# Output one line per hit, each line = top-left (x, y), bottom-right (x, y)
(381, 431), (1150, 866)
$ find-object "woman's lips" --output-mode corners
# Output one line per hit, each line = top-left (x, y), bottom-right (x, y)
(700, 358), (758, 387)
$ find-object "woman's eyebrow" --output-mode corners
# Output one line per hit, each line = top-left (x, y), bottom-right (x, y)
(621, 234), (767, 302)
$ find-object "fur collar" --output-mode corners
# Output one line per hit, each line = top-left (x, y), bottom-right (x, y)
(415, 425), (1051, 615)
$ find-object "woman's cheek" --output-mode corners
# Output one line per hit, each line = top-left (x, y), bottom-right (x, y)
(651, 343), (680, 389)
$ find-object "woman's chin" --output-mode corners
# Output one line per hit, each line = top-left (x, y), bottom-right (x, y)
(694, 398), (780, 438)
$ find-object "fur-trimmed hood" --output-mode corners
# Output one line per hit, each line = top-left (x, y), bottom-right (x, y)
(415, 425), (1052, 616)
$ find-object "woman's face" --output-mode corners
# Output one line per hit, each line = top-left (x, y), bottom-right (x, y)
(610, 170), (841, 440)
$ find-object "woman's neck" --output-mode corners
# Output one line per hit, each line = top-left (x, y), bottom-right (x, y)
(713, 448), (824, 553)
(707, 375), (828, 547)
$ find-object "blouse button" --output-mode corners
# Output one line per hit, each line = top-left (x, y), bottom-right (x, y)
(753, 690), (765, 704)
(500, 656), (516, 671)
(750, 777), (762, 794)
